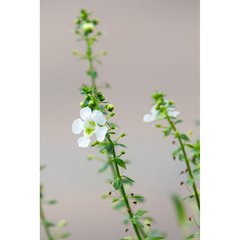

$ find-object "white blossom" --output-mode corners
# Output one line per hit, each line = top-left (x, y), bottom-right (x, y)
(143, 104), (179, 123)
(72, 107), (107, 148)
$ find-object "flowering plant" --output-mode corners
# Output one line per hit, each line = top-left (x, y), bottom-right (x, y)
(71, 9), (166, 240)
(144, 92), (200, 239)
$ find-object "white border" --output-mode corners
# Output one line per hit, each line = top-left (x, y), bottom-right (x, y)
(0, 0), (40, 239)
(201, 0), (240, 239)
(0, 0), (239, 239)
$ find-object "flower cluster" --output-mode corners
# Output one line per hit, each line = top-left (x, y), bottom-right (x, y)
(143, 92), (179, 123)
(74, 9), (99, 36)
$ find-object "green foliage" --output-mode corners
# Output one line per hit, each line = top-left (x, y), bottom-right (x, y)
(40, 167), (70, 240)
(145, 93), (200, 239)
(113, 178), (122, 190)
(171, 194), (187, 226)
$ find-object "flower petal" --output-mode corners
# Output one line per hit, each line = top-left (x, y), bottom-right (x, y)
(77, 136), (91, 148)
(80, 107), (91, 120)
(95, 125), (107, 142)
(150, 104), (159, 118)
(143, 114), (156, 122)
(168, 110), (179, 118)
(91, 110), (106, 125)
(72, 119), (84, 134)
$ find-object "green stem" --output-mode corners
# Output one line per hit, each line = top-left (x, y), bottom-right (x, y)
(40, 199), (54, 240)
(85, 36), (145, 240)
(166, 114), (200, 210)
(106, 135), (143, 240)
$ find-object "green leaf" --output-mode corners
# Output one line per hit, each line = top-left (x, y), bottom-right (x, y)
(113, 178), (122, 190)
(59, 232), (71, 239)
(163, 127), (172, 137)
(122, 175), (135, 185)
(113, 199), (125, 210)
(115, 143), (127, 148)
(147, 229), (166, 239)
(132, 195), (145, 202)
(135, 209), (148, 217)
(87, 70), (97, 80)
(172, 194), (186, 226)
(174, 119), (183, 125)
(56, 219), (67, 228)
(116, 158), (127, 169)
(172, 147), (182, 157)
(112, 198), (120, 203)
(42, 220), (55, 228)
(47, 200), (57, 205)
(106, 143), (114, 154)
(98, 162), (110, 173)
(179, 134), (190, 142)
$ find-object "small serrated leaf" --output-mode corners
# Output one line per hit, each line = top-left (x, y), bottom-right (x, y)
(113, 178), (122, 190)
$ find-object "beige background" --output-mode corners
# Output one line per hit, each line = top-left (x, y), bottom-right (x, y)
(41, 0), (199, 239)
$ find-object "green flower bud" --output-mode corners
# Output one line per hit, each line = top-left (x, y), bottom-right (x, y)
(109, 112), (115, 117)
(82, 22), (94, 34)
(80, 9), (88, 19)
(85, 94), (91, 101)
(88, 99), (95, 108)
(106, 104), (114, 112)
(120, 150), (125, 155)
(97, 92), (105, 102)
(80, 101), (85, 107)
(92, 19), (99, 25)
(74, 18), (81, 25)
(120, 133), (126, 138)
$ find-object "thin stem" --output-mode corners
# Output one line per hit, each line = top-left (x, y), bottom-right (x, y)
(106, 135), (143, 240)
(166, 114), (200, 210)
(84, 35), (145, 240)
(40, 200), (54, 240)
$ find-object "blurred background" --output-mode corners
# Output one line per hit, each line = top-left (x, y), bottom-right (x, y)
(41, 0), (199, 239)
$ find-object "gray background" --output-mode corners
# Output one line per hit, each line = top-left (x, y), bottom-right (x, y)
(41, 0), (199, 239)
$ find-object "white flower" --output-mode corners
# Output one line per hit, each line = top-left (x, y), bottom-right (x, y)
(143, 104), (179, 123)
(72, 107), (108, 148)
(143, 104), (159, 122)
(167, 107), (179, 118)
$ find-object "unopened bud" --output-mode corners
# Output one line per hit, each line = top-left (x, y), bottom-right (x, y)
(106, 104), (114, 112)
(91, 141), (99, 147)
(97, 92), (105, 102)
(82, 22), (94, 34)
(80, 101), (85, 107)
(120, 150), (125, 155)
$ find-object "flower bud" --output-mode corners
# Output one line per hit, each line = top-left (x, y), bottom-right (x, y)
(85, 94), (91, 101)
(106, 104), (114, 112)
(120, 150), (125, 155)
(82, 22), (94, 34)
(80, 101), (85, 107)
(92, 19), (99, 25)
(120, 133), (126, 138)
(91, 141), (99, 147)
(109, 112), (115, 117)
(97, 92), (105, 101)
(74, 18), (81, 25)
(88, 99), (95, 108)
